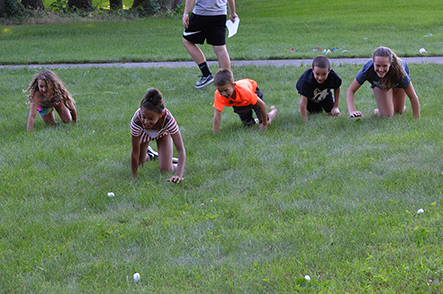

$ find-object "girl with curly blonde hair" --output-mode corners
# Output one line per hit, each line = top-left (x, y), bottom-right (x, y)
(25, 69), (77, 132)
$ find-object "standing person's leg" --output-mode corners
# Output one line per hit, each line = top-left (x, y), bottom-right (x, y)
(182, 38), (213, 88)
(392, 88), (407, 114)
(182, 14), (214, 88)
(156, 135), (176, 173)
(373, 87), (394, 118)
(213, 45), (231, 70)
(182, 38), (206, 65)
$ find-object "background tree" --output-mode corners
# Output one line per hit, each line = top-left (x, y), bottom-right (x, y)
(132, 0), (181, 13)
(109, 0), (122, 9)
(21, 0), (43, 9)
(68, 0), (91, 10)
(0, 0), (6, 16)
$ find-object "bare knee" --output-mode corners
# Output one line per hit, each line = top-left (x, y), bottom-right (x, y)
(380, 111), (394, 118)
(159, 166), (174, 173)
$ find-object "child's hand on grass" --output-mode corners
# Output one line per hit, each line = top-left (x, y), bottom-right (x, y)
(350, 111), (362, 118)
(167, 175), (184, 183)
(259, 122), (268, 130)
(329, 107), (341, 116)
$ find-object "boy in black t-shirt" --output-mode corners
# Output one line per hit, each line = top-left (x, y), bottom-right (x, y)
(296, 55), (342, 121)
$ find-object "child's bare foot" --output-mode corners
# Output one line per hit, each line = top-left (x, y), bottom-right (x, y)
(268, 106), (277, 124)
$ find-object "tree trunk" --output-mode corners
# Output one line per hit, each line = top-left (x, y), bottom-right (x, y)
(21, 0), (44, 9)
(68, 0), (92, 10)
(0, 0), (6, 17)
(132, 0), (143, 8)
(110, 0), (122, 9)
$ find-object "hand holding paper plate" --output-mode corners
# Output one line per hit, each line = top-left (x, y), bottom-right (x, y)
(226, 17), (240, 38)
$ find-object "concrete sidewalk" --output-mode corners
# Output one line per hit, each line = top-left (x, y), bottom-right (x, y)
(1, 57), (443, 69)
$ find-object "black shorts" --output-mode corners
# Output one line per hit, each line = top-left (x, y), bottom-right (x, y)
(233, 87), (267, 125)
(183, 14), (226, 46)
(307, 93), (335, 114)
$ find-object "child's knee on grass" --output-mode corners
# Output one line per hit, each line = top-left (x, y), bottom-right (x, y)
(159, 163), (176, 173)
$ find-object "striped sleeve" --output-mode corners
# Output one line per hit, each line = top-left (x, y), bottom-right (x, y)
(164, 110), (179, 135)
(130, 109), (142, 137)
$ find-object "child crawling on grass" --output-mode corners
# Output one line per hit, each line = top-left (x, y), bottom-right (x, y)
(296, 55), (342, 121)
(25, 69), (77, 132)
(130, 88), (186, 183)
(212, 68), (277, 134)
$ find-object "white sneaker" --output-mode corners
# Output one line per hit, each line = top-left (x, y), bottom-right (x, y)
(147, 146), (158, 161)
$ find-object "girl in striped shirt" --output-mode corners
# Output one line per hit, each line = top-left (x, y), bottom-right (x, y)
(130, 88), (186, 183)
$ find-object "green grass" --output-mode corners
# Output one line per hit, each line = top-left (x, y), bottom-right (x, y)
(1, 0), (443, 64)
(1, 63), (443, 292)
(1, 0), (443, 291)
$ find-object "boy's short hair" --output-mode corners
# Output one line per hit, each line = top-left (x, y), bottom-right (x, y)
(312, 55), (331, 69)
(214, 69), (234, 87)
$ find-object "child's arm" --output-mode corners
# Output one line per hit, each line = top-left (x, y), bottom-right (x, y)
(131, 136), (141, 177)
(167, 130), (186, 183)
(329, 88), (341, 116)
(70, 105), (78, 123)
(299, 95), (308, 121)
(26, 93), (41, 132)
(346, 79), (363, 117)
(255, 98), (268, 129)
(213, 109), (222, 134)
(405, 82), (420, 119)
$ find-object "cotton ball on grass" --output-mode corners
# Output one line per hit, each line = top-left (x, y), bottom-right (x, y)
(133, 273), (140, 282)
(107, 192), (115, 197)
(304, 275), (311, 282)
(419, 48), (427, 54)
(417, 208), (424, 214)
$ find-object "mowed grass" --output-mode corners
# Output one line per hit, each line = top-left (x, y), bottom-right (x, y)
(1, 63), (443, 292)
(1, 0), (443, 64)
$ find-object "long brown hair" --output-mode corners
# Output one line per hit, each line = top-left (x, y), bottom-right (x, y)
(372, 46), (406, 90)
(25, 70), (76, 110)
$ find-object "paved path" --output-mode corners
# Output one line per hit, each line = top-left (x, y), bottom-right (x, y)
(1, 57), (443, 69)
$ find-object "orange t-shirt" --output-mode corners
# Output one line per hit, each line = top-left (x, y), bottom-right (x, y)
(213, 79), (258, 112)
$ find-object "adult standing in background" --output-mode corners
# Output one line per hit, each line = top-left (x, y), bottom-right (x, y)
(182, 0), (237, 89)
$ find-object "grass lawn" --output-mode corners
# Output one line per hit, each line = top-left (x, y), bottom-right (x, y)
(1, 0), (443, 292)
(1, 0), (443, 64)
(1, 62), (443, 292)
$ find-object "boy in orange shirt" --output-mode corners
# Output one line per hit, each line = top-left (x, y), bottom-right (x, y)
(212, 69), (277, 134)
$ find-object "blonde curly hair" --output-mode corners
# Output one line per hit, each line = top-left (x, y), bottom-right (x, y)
(25, 70), (75, 110)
